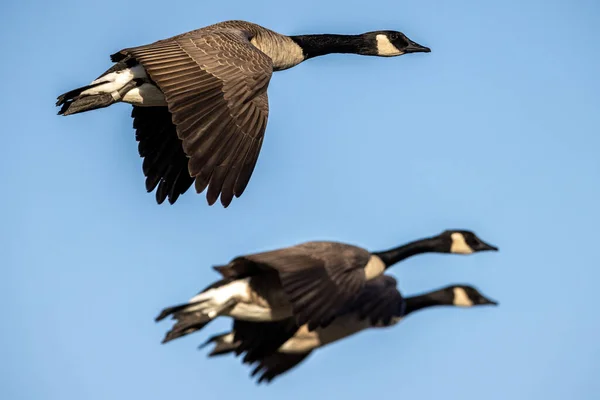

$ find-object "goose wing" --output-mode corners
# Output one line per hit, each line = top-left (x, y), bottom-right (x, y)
(228, 276), (405, 366)
(214, 241), (373, 330)
(227, 318), (310, 383)
(339, 274), (406, 326)
(131, 106), (194, 204)
(117, 28), (272, 207)
(250, 351), (311, 384)
(232, 318), (300, 364)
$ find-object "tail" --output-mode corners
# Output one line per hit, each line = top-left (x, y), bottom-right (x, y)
(156, 278), (236, 344)
(160, 311), (213, 344)
(56, 80), (137, 116)
(155, 299), (215, 344)
(56, 55), (140, 116)
(199, 332), (240, 357)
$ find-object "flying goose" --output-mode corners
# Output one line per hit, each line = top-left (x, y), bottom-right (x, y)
(201, 280), (498, 384)
(155, 230), (497, 340)
(55, 20), (430, 207)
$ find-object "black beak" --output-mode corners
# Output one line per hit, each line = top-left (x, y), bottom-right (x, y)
(481, 297), (499, 306)
(404, 41), (431, 54)
(477, 240), (499, 252)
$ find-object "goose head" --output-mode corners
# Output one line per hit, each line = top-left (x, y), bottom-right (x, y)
(436, 230), (499, 255)
(404, 284), (498, 314)
(445, 285), (499, 307)
(371, 229), (498, 268)
(364, 30), (431, 57)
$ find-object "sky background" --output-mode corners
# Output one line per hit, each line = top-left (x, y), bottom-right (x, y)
(2, 0), (599, 399)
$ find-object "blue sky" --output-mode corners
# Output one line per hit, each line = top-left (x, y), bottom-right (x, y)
(2, 0), (599, 398)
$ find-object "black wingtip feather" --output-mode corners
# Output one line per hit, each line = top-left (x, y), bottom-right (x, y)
(131, 106), (194, 205)
(110, 51), (128, 63)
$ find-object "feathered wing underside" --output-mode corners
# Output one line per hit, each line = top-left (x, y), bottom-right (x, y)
(131, 106), (194, 204)
(119, 28), (273, 207)
(214, 242), (371, 330)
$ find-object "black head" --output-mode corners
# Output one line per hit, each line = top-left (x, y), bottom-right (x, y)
(436, 230), (499, 255)
(364, 30), (431, 56)
(405, 284), (498, 314)
(444, 285), (499, 307)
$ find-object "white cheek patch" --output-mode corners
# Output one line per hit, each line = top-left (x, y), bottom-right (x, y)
(376, 34), (403, 56)
(363, 255), (386, 280)
(450, 233), (474, 254)
(453, 287), (474, 307)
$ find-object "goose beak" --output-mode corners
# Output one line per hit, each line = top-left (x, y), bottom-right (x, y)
(481, 297), (499, 306)
(404, 41), (431, 53)
(477, 240), (499, 252)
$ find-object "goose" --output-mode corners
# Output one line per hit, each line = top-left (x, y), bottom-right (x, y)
(155, 229), (497, 341)
(200, 280), (498, 384)
(55, 20), (430, 207)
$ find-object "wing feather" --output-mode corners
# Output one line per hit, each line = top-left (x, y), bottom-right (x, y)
(122, 28), (272, 206)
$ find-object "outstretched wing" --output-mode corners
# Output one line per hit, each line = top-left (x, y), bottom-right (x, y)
(120, 28), (272, 207)
(338, 274), (406, 326)
(214, 241), (372, 330)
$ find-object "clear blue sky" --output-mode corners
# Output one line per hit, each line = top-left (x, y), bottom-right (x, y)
(2, 0), (599, 398)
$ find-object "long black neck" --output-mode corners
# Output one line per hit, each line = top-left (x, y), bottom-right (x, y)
(372, 237), (443, 269)
(404, 290), (451, 315)
(289, 34), (373, 60)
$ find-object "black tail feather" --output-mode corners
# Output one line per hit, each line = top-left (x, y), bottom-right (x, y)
(155, 302), (195, 322)
(162, 318), (211, 344)
(57, 59), (137, 116)
(56, 83), (103, 107)
(58, 93), (116, 116)
(157, 279), (233, 343)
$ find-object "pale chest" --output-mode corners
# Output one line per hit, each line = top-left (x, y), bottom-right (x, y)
(250, 36), (305, 71)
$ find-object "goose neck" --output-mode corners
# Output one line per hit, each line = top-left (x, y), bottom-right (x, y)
(404, 292), (448, 314)
(372, 237), (443, 268)
(289, 34), (372, 59)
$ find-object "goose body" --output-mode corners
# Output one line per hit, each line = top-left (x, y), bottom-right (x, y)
(56, 20), (430, 207)
(201, 281), (498, 383)
(156, 230), (497, 342)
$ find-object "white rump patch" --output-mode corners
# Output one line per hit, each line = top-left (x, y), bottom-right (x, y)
(186, 279), (288, 322)
(376, 34), (403, 56)
(450, 233), (474, 254)
(452, 287), (474, 307)
(185, 279), (250, 318)
(81, 65), (148, 96)
(80, 64), (166, 106)
(189, 279), (249, 304)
